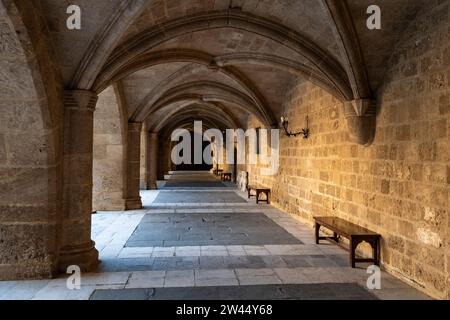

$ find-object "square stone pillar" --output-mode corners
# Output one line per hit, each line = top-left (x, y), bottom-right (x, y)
(125, 122), (143, 210)
(157, 139), (166, 180)
(59, 90), (99, 272)
(146, 132), (158, 190)
(169, 141), (176, 172)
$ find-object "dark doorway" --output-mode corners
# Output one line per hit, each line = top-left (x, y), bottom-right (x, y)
(176, 131), (213, 171)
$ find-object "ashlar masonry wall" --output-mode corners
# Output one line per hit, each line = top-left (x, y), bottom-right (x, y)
(246, 2), (449, 299)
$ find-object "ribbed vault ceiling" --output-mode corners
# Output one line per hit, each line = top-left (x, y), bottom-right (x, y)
(38, 0), (427, 133)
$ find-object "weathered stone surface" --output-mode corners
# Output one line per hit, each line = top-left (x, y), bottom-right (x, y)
(0, 167), (52, 205)
(0, 0), (447, 301)
(0, 101), (45, 131)
(59, 90), (99, 272)
(0, 134), (5, 164)
(0, 204), (56, 223)
(0, 21), (20, 54)
(447, 166), (450, 185)
(93, 86), (127, 211)
(244, 1), (450, 299)
(0, 224), (58, 279)
(140, 126), (147, 189)
(146, 132), (158, 190)
(0, 59), (35, 99)
(125, 122), (143, 210)
(0, 224), (57, 263)
(6, 132), (54, 166)
(0, 1), (62, 282)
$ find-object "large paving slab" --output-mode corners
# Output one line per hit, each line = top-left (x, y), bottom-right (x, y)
(2, 171), (430, 300)
(90, 283), (378, 300)
(162, 181), (227, 188)
(125, 212), (303, 247)
(153, 191), (248, 203)
(97, 254), (348, 272)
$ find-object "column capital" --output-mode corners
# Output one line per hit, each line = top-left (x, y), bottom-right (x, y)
(128, 122), (143, 132)
(64, 90), (98, 111)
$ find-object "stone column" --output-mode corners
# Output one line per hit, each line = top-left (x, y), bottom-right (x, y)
(125, 122), (143, 210)
(157, 140), (163, 180)
(163, 140), (175, 175)
(59, 90), (99, 272)
(139, 126), (148, 189)
(146, 132), (158, 190)
(158, 139), (170, 179)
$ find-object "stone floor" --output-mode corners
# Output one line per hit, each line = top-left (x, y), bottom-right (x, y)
(90, 283), (378, 300)
(0, 171), (431, 300)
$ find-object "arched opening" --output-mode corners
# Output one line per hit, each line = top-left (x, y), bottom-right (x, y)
(2, 0), (447, 301)
(173, 131), (213, 172)
(0, 1), (61, 279)
(92, 86), (127, 211)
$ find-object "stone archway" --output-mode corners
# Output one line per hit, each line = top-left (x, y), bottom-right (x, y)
(0, 0), (62, 279)
(92, 86), (128, 211)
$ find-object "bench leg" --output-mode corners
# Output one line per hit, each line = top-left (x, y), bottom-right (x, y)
(256, 191), (260, 204)
(350, 237), (357, 268)
(333, 232), (339, 243)
(315, 223), (321, 244)
(372, 238), (380, 266)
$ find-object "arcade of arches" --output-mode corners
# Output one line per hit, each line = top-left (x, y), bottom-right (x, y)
(0, 0), (449, 299)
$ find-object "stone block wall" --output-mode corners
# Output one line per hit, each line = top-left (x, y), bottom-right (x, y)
(0, 1), (63, 279)
(245, 2), (449, 299)
(93, 86), (127, 211)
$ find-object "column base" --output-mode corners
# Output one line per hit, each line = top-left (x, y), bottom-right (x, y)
(125, 197), (143, 210)
(146, 182), (158, 190)
(58, 240), (99, 273)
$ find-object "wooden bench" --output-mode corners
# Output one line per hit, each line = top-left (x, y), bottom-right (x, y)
(214, 169), (223, 176)
(247, 185), (271, 204)
(314, 216), (381, 268)
(221, 172), (232, 181)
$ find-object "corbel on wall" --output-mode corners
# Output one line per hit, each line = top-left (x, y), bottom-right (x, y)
(344, 99), (377, 146)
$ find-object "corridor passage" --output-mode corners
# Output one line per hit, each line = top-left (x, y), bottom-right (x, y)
(1, 172), (429, 300)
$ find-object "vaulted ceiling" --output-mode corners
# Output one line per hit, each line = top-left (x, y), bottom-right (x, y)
(38, 0), (426, 133)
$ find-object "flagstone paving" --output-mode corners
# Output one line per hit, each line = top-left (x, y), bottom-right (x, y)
(0, 172), (431, 300)
(90, 283), (378, 300)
